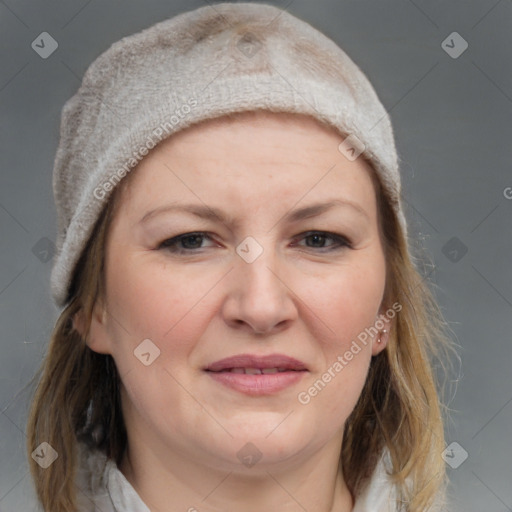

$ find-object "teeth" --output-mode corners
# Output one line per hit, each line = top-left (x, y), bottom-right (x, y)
(244, 367), (262, 375)
(225, 367), (291, 374)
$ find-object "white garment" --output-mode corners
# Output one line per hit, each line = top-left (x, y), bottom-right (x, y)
(74, 444), (409, 512)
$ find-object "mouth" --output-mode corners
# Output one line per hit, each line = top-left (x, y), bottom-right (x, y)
(204, 354), (308, 395)
(209, 367), (301, 374)
(205, 353), (308, 372)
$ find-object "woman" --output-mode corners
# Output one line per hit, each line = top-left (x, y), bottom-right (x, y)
(27, 3), (455, 511)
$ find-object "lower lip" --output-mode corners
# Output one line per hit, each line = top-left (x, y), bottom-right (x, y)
(206, 370), (307, 395)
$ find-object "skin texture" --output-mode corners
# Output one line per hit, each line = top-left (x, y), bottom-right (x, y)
(79, 111), (390, 512)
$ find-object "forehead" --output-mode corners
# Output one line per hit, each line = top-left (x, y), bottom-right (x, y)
(114, 110), (380, 219)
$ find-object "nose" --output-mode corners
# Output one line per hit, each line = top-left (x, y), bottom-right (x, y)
(222, 244), (297, 335)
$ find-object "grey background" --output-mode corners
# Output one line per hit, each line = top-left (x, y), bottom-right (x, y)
(1, 0), (511, 510)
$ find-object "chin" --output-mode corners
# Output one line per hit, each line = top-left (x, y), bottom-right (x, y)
(227, 427), (310, 463)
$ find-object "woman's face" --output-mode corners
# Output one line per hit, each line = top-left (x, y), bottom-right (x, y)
(87, 111), (389, 474)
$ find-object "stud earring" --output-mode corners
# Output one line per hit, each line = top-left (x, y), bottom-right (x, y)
(378, 329), (388, 344)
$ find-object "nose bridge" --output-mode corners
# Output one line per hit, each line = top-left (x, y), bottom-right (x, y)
(236, 235), (282, 299)
(225, 234), (295, 333)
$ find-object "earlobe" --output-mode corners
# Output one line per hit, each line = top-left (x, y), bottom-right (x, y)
(371, 311), (392, 356)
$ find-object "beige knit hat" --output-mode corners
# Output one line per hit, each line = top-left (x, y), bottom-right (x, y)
(51, 2), (404, 308)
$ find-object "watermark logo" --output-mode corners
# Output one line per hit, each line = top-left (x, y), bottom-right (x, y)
(31, 442), (58, 468)
(237, 32), (262, 59)
(338, 134), (365, 161)
(236, 236), (264, 263)
(31, 237), (56, 263)
(134, 338), (161, 366)
(442, 441), (468, 469)
(442, 236), (468, 263)
(441, 32), (468, 59)
(31, 32), (58, 59)
(236, 442), (263, 468)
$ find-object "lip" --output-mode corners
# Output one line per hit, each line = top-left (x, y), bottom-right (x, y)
(204, 353), (308, 396)
(205, 353), (308, 372)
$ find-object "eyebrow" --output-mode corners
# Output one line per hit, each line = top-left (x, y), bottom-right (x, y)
(138, 199), (369, 228)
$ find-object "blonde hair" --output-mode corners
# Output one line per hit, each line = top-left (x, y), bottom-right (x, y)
(27, 138), (458, 512)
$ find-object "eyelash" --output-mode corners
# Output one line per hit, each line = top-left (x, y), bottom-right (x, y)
(158, 231), (352, 254)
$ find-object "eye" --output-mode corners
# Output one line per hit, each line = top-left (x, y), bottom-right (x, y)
(292, 231), (352, 252)
(158, 232), (216, 254)
(158, 230), (352, 255)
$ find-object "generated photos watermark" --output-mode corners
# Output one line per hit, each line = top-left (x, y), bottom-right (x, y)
(93, 97), (198, 200)
(297, 302), (402, 405)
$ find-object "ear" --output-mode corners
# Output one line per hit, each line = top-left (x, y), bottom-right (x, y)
(72, 299), (112, 355)
(371, 307), (392, 357)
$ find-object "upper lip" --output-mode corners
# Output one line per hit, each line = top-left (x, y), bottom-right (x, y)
(205, 354), (308, 372)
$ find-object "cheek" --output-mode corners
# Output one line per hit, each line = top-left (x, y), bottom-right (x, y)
(308, 253), (387, 347)
(103, 258), (214, 436)
(300, 255), (385, 408)
(104, 254), (220, 369)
